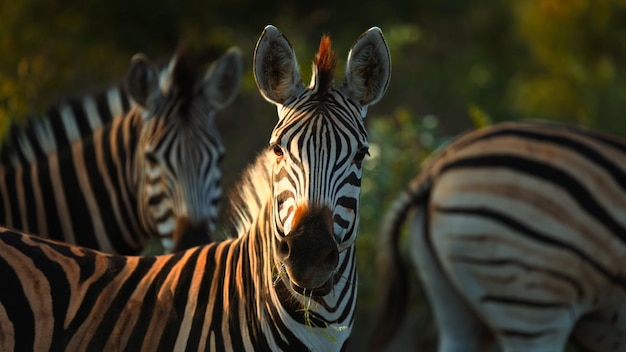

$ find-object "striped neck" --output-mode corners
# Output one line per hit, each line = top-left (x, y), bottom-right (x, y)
(237, 192), (356, 350)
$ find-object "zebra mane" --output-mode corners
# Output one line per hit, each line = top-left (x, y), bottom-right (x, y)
(225, 151), (274, 237)
(312, 35), (336, 94)
(167, 46), (221, 107)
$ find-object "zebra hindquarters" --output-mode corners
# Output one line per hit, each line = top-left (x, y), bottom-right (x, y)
(425, 169), (597, 352)
(407, 203), (495, 352)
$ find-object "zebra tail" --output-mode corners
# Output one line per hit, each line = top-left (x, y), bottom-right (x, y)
(370, 174), (432, 352)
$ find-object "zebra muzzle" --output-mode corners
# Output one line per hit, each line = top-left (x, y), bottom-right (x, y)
(278, 205), (339, 294)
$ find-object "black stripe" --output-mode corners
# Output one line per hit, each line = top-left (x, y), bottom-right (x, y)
(268, 287), (305, 351)
(4, 168), (20, 227)
(53, 143), (97, 248)
(441, 155), (626, 243)
(156, 249), (201, 351)
(39, 156), (64, 240)
(122, 254), (183, 350)
(81, 134), (126, 251)
(100, 123), (142, 251)
(115, 117), (145, 249)
(0, 174), (6, 225)
(500, 328), (557, 339)
(57, 144), (98, 249)
(69, 100), (91, 137)
(336, 195), (357, 210)
(119, 88), (131, 115)
(186, 246), (216, 349)
(95, 89), (118, 125)
(80, 256), (155, 349)
(207, 244), (228, 351)
(46, 107), (70, 153)
(62, 254), (131, 342)
(225, 244), (246, 352)
(22, 238), (75, 347)
(480, 295), (568, 309)
(483, 128), (626, 192)
(0, 232), (36, 351)
(21, 163), (37, 233)
(333, 214), (350, 230)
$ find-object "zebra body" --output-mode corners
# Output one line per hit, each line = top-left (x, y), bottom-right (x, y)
(0, 48), (243, 254)
(373, 121), (626, 352)
(0, 25), (391, 351)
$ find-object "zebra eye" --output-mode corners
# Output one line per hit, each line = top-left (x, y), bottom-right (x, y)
(353, 147), (369, 164)
(273, 145), (284, 158)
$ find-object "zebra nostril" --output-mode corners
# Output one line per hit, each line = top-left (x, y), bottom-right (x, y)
(278, 240), (290, 258)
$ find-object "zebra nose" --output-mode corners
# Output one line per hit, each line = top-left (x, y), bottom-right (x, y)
(278, 205), (339, 289)
(171, 217), (212, 252)
(279, 233), (339, 271)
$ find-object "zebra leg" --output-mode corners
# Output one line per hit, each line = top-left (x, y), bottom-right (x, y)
(408, 207), (495, 352)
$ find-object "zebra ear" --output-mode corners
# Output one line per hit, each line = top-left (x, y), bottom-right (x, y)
(201, 47), (244, 111)
(125, 54), (161, 109)
(340, 27), (391, 108)
(253, 25), (304, 106)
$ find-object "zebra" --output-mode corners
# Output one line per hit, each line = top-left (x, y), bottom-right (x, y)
(0, 24), (391, 351)
(0, 47), (243, 254)
(371, 120), (626, 352)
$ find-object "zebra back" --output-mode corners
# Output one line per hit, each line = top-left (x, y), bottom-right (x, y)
(0, 85), (131, 168)
(372, 120), (626, 351)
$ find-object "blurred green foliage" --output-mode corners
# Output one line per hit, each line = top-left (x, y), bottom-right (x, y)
(2, 1), (625, 349)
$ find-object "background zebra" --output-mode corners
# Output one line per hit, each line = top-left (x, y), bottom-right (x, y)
(371, 121), (626, 352)
(0, 24), (391, 351)
(0, 47), (243, 254)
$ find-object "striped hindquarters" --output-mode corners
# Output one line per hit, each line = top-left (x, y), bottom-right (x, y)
(374, 121), (626, 351)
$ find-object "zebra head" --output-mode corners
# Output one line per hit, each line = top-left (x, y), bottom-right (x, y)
(254, 26), (391, 295)
(126, 47), (243, 252)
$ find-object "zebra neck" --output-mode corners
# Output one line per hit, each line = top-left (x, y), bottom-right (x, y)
(236, 199), (357, 350)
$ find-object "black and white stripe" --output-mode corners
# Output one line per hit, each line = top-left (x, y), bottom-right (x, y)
(0, 85), (131, 168)
(0, 25), (391, 351)
(0, 47), (243, 254)
(373, 121), (626, 352)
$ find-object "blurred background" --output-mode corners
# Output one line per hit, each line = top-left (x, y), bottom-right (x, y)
(2, 0), (626, 350)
